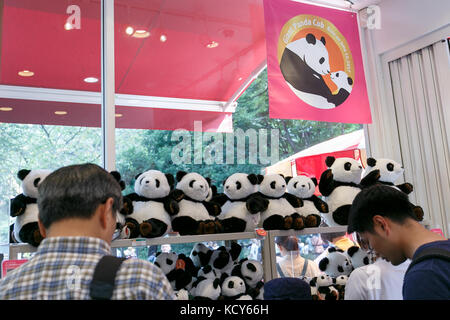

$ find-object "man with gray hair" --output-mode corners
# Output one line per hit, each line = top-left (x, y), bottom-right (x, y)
(0, 163), (175, 300)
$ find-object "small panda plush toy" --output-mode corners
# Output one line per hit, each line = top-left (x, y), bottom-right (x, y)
(309, 274), (338, 300)
(10, 169), (52, 247)
(197, 265), (221, 280)
(189, 276), (222, 300)
(345, 245), (371, 269)
(333, 275), (348, 300)
(213, 173), (269, 233)
(221, 276), (252, 300)
(209, 241), (242, 278)
(286, 175), (327, 228)
(109, 171), (130, 240)
(318, 247), (353, 278)
(232, 258), (264, 300)
(360, 157), (424, 221)
(121, 170), (179, 238)
(171, 171), (222, 235)
(190, 243), (213, 270)
(154, 252), (197, 292)
(258, 174), (304, 230)
(318, 156), (365, 226)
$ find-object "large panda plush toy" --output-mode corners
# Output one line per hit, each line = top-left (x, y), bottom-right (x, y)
(360, 157), (424, 221)
(286, 175), (327, 228)
(171, 171), (222, 235)
(213, 173), (269, 233)
(258, 174), (304, 230)
(10, 169), (52, 247)
(279, 33), (334, 109)
(121, 170), (179, 238)
(318, 156), (366, 226)
(345, 245), (371, 269)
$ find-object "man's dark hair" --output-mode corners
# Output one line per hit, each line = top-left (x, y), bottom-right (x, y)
(320, 231), (346, 244)
(348, 185), (417, 234)
(275, 236), (299, 251)
(38, 163), (123, 229)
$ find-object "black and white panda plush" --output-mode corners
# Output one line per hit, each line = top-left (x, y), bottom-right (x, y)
(190, 276), (222, 300)
(209, 241), (242, 278)
(121, 170), (179, 238)
(10, 169), (52, 247)
(109, 171), (131, 240)
(171, 171), (222, 235)
(318, 156), (364, 226)
(232, 258), (264, 300)
(154, 252), (196, 292)
(360, 157), (424, 221)
(280, 33), (334, 109)
(197, 265), (221, 280)
(318, 247), (353, 278)
(309, 274), (338, 300)
(286, 175), (327, 228)
(345, 245), (371, 269)
(258, 174), (304, 230)
(190, 243), (213, 270)
(221, 276), (253, 300)
(333, 275), (348, 300)
(329, 71), (353, 107)
(213, 173), (269, 233)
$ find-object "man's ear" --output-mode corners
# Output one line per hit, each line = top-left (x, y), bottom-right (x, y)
(100, 197), (115, 229)
(373, 215), (389, 235)
(38, 219), (47, 239)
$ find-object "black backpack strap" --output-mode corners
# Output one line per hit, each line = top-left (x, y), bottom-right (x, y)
(276, 262), (286, 278)
(89, 255), (127, 300)
(406, 247), (450, 276)
(300, 259), (309, 277)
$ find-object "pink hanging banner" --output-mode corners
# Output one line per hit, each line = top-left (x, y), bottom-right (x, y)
(263, 0), (372, 123)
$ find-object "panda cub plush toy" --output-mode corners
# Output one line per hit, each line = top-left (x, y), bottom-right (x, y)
(258, 174), (304, 230)
(109, 171), (131, 240)
(232, 258), (264, 300)
(208, 241), (242, 278)
(190, 243), (213, 270)
(318, 156), (367, 226)
(10, 169), (52, 247)
(171, 171), (222, 235)
(189, 277), (222, 300)
(309, 274), (339, 300)
(345, 245), (371, 269)
(154, 252), (196, 292)
(213, 173), (269, 233)
(221, 276), (253, 300)
(121, 170), (179, 238)
(318, 247), (353, 278)
(286, 175), (327, 228)
(360, 157), (424, 221)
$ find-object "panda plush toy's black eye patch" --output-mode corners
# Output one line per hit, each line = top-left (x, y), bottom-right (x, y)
(270, 181), (276, 189)
(387, 163), (394, 171)
(236, 181), (241, 190)
(33, 178), (41, 188)
(319, 57), (325, 64)
(189, 180), (195, 188)
(344, 162), (352, 171)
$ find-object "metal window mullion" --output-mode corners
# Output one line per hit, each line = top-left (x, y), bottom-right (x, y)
(101, 0), (116, 171)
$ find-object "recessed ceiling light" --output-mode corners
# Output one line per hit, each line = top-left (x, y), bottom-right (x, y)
(115, 113), (123, 117)
(206, 41), (219, 48)
(64, 22), (73, 30)
(125, 26), (134, 35)
(160, 34), (167, 42)
(84, 77), (98, 83)
(0, 107), (13, 111)
(132, 30), (150, 38)
(18, 70), (34, 77)
(54, 111), (67, 115)
(238, 77), (243, 81)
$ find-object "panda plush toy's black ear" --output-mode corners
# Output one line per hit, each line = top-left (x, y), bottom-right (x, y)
(325, 156), (336, 167)
(320, 36), (326, 45)
(165, 173), (175, 187)
(311, 177), (318, 186)
(319, 257), (329, 272)
(347, 246), (359, 257)
(17, 169), (31, 181)
(306, 33), (316, 44)
(367, 157), (377, 167)
(247, 174), (259, 185)
(285, 176), (292, 184)
(135, 172), (143, 180)
(257, 174), (265, 184)
(176, 171), (188, 181)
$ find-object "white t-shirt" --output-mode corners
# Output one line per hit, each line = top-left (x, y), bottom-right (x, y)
(344, 258), (411, 300)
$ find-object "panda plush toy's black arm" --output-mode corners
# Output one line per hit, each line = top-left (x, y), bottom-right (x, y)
(163, 197), (180, 216)
(211, 193), (230, 207)
(246, 193), (269, 214)
(120, 193), (138, 216)
(311, 195), (329, 213)
(283, 193), (304, 208)
(396, 182), (414, 195)
(318, 169), (336, 196)
(202, 200), (222, 217)
(10, 194), (33, 217)
(360, 169), (381, 188)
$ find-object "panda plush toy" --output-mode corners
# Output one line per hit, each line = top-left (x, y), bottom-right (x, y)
(209, 241), (242, 278)
(171, 171), (222, 235)
(318, 156), (366, 226)
(109, 171), (131, 240)
(309, 274), (338, 300)
(258, 174), (304, 230)
(154, 251), (197, 292)
(232, 258), (264, 300)
(221, 276), (253, 300)
(333, 275), (348, 300)
(360, 157), (424, 221)
(121, 170), (179, 238)
(189, 276), (222, 300)
(190, 243), (213, 270)
(345, 245), (371, 269)
(10, 169), (52, 247)
(213, 173), (269, 233)
(318, 247), (353, 278)
(286, 175), (327, 228)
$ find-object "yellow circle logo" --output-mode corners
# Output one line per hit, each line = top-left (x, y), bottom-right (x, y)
(278, 15), (354, 109)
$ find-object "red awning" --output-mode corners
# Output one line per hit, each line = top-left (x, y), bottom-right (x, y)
(0, 0), (266, 132)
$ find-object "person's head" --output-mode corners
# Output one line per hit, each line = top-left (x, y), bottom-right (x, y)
(264, 277), (312, 300)
(275, 236), (299, 255)
(348, 185), (419, 265)
(37, 163), (123, 243)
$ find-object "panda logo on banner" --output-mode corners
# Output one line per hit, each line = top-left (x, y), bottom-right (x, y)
(278, 15), (354, 109)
